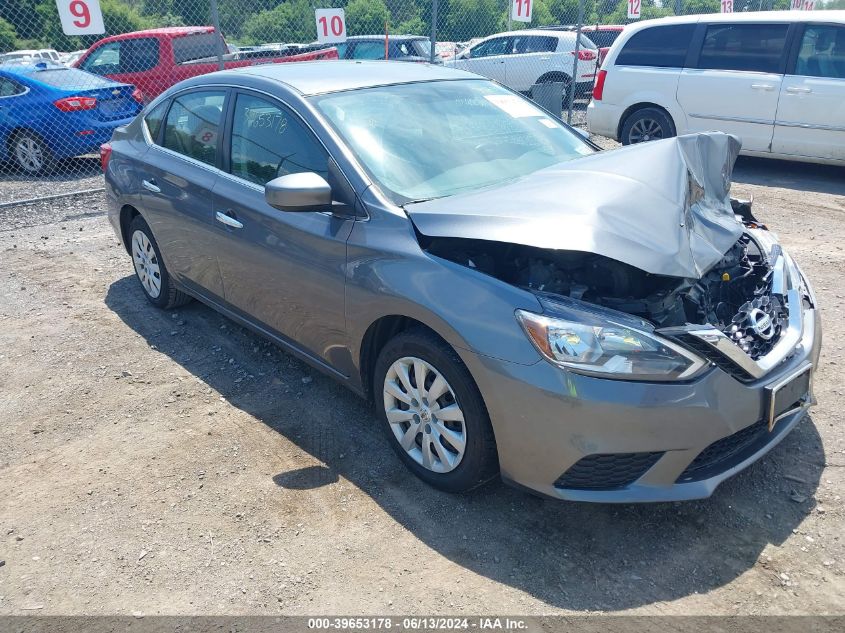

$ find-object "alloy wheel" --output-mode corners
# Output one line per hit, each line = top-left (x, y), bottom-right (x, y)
(14, 136), (45, 173)
(628, 118), (665, 143)
(132, 229), (162, 299)
(382, 356), (467, 474)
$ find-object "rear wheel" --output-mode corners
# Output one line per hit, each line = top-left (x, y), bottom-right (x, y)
(374, 329), (498, 493)
(621, 107), (676, 145)
(129, 215), (191, 310)
(10, 131), (52, 175)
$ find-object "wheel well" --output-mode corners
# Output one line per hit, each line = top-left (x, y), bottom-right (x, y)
(119, 205), (140, 254)
(535, 71), (571, 85)
(359, 316), (445, 402)
(617, 103), (674, 140)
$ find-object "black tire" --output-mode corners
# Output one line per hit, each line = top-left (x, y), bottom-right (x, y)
(373, 328), (499, 493)
(9, 130), (53, 175)
(620, 107), (676, 145)
(128, 215), (192, 310)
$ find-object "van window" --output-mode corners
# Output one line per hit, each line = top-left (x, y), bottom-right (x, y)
(698, 24), (788, 74)
(795, 25), (845, 79)
(615, 24), (695, 68)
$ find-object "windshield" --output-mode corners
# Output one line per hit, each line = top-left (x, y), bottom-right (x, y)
(313, 80), (593, 203)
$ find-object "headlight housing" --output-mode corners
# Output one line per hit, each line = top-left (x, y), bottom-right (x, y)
(516, 308), (707, 382)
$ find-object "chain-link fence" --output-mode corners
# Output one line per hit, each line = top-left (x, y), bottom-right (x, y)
(0, 0), (835, 193)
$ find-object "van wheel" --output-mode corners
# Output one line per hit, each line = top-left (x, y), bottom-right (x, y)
(621, 108), (676, 145)
(129, 215), (192, 310)
(374, 329), (499, 493)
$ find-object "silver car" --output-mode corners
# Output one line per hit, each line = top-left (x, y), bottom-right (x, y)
(104, 61), (820, 502)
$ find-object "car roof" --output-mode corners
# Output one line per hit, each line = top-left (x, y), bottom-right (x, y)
(482, 29), (577, 39)
(345, 35), (428, 41)
(95, 26), (214, 43)
(233, 60), (483, 96)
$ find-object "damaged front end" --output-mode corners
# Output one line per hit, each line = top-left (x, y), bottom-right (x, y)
(407, 133), (816, 382)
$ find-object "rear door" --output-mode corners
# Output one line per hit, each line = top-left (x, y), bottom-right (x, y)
(772, 23), (845, 161)
(135, 89), (228, 299)
(211, 90), (354, 368)
(677, 22), (790, 152)
(507, 35), (559, 92)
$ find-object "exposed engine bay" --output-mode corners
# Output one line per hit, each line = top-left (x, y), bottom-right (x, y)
(420, 199), (786, 361)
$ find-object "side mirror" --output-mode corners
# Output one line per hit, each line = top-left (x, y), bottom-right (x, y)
(265, 172), (332, 212)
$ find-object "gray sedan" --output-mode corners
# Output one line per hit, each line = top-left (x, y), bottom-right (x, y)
(104, 61), (820, 502)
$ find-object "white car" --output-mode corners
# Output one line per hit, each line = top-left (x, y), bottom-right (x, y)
(0, 48), (61, 64)
(587, 11), (845, 165)
(445, 29), (598, 100)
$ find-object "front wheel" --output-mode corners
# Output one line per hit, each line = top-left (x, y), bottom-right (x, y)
(374, 329), (498, 493)
(620, 107), (676, 145)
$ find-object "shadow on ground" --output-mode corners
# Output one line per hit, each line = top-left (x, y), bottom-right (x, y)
(106, 270), (824, 611)
(733, 156), (845, 196)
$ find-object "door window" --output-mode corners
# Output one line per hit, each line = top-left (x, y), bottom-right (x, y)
(144, 100), (169, 143)
(229, 93), (328, 186)
(0, 77), (25, 97)
(81, 38), (159, 75)
(616, 24), (695, 68)
(470, 37), (511, 59)
(512, 36), (557, 54)
(795, 25), (845, 79)
(162, 91), (226, 166)
(697, 24), (788, 74)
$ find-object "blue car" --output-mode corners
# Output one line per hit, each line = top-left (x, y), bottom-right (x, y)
(0, 62), (141, 174)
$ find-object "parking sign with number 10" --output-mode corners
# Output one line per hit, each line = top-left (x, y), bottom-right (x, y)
(315, 8), (347, 45)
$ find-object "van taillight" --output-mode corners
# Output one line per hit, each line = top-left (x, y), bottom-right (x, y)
(593, 69), (607, 101)
(100, 143), (112, 172)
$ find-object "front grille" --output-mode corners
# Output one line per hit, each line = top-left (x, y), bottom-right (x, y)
(673, 333), (756, 382)
(554, 452), (664, 491)
(677, 417), (778, 483)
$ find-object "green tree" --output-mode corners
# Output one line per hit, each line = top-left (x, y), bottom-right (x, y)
(443, 0), (501, 40)
(546, 0), (597, 25)
(241, 0), (315, 44)
(35, 0), (149, 51)
(0, 16), (17, 52)
(346, 0), (391, 35)
(0, 0), (43, 41)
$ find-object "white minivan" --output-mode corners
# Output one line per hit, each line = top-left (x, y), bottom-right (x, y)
(587, 11), (845, 165)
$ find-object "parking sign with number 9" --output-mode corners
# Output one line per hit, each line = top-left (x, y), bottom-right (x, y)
(55, 0), (104, 35)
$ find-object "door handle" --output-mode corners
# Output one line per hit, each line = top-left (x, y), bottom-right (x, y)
(141, 179), (160, 193)
(751, 84), (775, 91)
(215, 211), (243, 229)
(786, 86), (812, 94)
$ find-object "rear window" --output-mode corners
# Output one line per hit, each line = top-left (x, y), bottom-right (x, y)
(173, 32), (223, 64)
(513, 35), (558, 54)
(616, 24), (695, 68)
(579, 34), (598, 50)
(23, 67), (116, 89)
(697, 24), (789, 74)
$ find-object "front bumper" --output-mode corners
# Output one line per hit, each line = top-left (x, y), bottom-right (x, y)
(462, 263), (821, 503)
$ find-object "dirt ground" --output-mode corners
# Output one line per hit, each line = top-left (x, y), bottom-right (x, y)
(0, 148), (843, 616)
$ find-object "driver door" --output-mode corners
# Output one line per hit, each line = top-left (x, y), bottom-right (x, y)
(211, 90), (354, 370)
(452, 36), (511, 86)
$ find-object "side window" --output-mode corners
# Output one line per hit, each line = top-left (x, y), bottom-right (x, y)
(162, 91), (226, 166)
(172, 32), (221, 64)
(471, 37), (511, 59)
(698, 24), (789, 74)
(121, 38), (159, 73)
(0, 77), (25, 97)
(795, 25), (845, 79)
(229, 93), (328, 186)
(81, 42), (120, 76)
(144, 100), (169, 143)
(616, 24), (696, 68)
(513, 36), (556, 55)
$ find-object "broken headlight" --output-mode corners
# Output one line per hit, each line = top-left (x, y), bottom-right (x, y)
(516, 310), (707, 381)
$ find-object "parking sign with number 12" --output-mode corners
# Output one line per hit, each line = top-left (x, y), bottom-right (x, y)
(627, 0), (641, 20)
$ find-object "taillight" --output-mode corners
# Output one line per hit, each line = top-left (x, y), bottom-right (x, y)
(131, 87), (144, 103)
(100, 143), (112, 172)
(54, 96), (97, 112)
(571, 49), (597, 61)
(593, 69), (607, 101)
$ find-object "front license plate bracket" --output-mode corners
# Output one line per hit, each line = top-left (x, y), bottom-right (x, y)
(765, 363), (812, 432)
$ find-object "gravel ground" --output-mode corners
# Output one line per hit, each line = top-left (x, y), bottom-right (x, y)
(0, 144), (843, 616)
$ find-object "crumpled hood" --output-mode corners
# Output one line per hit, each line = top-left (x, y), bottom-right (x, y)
(405, 132), (744, 279)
